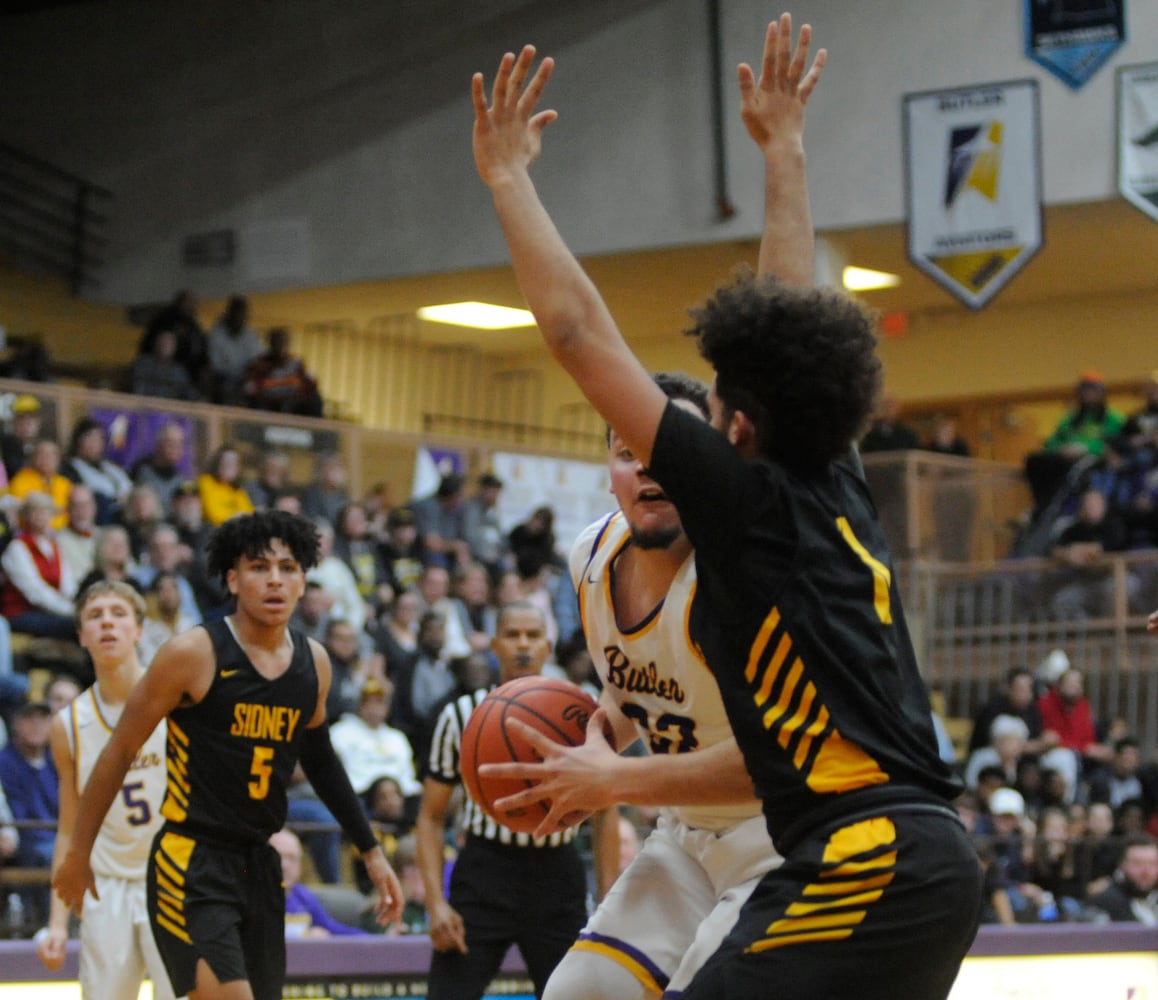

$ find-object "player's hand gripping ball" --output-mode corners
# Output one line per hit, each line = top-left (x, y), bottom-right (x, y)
(460, 675), (598, 835)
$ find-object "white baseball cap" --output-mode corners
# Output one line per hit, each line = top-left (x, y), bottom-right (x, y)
(989, 787), (1025, 818)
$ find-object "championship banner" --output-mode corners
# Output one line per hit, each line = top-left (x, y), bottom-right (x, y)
(903, 80), (1043, 310)
(1025, 0), (1125, 90)
(1118, 61), (1158, 222)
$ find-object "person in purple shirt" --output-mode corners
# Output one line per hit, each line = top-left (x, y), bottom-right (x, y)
(270, 828), (368, 938)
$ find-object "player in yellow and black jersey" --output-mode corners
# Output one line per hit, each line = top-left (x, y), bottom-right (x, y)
(472, 15), (982, 1000)
(54, 510), (403, 1000)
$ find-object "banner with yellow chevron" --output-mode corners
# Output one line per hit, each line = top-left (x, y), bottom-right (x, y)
(903, 80), (1042, 310)
(1118, 61), (1158, 223)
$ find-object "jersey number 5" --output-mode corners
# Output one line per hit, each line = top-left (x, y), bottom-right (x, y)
(249, 746), (274, 800)
(121, 781), (152, 826)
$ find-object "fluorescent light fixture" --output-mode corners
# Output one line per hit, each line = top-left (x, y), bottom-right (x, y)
(842, 265), (901, 292)
(417, 301), (537, 330)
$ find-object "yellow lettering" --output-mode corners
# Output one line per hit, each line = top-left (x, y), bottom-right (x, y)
(231, 704), (302, 743)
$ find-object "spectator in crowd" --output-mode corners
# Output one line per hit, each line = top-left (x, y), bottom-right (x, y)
(1047, 488), (1140, 620)
(323, 618), (383, 724)
(1, 394), (46, 480)
(859, 394), (921, 453)
(461, 473), (510, 584)
(1088, 737), (1149, 814)
(416, 563), (475, 659)
(301, 452), (351, 527)
(245, 450), (292, 511)
(507, 549), (561, 654)
(372, 589), (422, 675)
(390, 610), (454, 763)
(381, 506), (426, 594)
(54, 483), (98, 585)
(968, 667), (1048, 755)
(1120, 372), (1158, 449)
(964, 714), (1031, 792)
(44, 674), (80, 717)
(207, 294), (264, 405)
(290, 580), (332, 644)
(115, 484), (165, 562)
(1081, 801), (1123, 897)
(129, 523), (202, 626)
(985, 787), (1041, 923)
(1025, 371), (1126, 514)
(1038, 666), (1117, 796)
(0, 493), (76, 639)
(330, 677), (423, 802)
(168, 479), (225, 615)
(285, 762), (342, 886)
(7, 439), (71, 530)
(137, 290), (208, 390)
(137, 570), (198, 667)
(130, 327), (202, 401)
(0, 782), (19, 865)
(244, 327), (323, 416)
(334, 502), (393, 612)
(197, 443), (255, 525)
(307, 520), (368, 634)
(130, 421), (189, 516)
(924, 415), (972, 457)
(548, 628), (600, 703)
(1028, 805), (1088, 920)
(410, 473), (469, 571)
(270, 828), (369, 938)
(62, 417), (133, 525)
(1087, 835), (1158, 923)
(0, 699), (58, 925)
(507, 505), (564, 575)
(0, 616), (30, 719)
(452, 562), (499, 647)
(76, 524), (140, 595)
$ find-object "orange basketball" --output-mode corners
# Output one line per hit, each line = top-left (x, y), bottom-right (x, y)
(460, 675), (598, 835)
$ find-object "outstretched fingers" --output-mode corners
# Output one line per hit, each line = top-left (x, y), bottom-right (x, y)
(798, 47), (827, 105)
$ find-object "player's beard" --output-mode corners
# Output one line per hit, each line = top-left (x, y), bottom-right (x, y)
(630, 524), (683, 551)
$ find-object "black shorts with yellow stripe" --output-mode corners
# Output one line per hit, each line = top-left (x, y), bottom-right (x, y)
(146, 824), (285, 1000)
(672, 809), (983, 1000)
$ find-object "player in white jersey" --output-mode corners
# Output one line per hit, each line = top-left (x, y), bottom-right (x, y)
(37, 580), (178, 1000)
(485, 376), (777, 999)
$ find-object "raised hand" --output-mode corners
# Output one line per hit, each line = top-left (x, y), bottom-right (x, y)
(472, 45), (558, 187)
(738, 12), (826, 152)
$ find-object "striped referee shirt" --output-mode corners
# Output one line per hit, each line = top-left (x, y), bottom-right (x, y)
(427, 686), (575, 848)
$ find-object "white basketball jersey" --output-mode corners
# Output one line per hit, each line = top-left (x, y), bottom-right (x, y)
(65, 687), (167, 880)
(571, 513), (762, 831)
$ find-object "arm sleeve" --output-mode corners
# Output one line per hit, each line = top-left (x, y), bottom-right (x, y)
(298, 725), (378, 854)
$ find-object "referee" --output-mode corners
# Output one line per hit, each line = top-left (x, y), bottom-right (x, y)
(415, 600), (617, 1000)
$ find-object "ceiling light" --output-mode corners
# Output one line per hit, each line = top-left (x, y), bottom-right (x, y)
(842, 266), (901, 292)
(417, 301), (537, 330)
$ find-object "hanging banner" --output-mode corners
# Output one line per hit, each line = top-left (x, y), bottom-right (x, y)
(1025, 0), (1125, 91)
(1118, 61), (1158, 223)
(903, 80), (1043, 310)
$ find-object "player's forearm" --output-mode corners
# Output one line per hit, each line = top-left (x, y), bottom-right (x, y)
(414, 810), (448, 906)
(488, 171), (620, 367)
(45, 831), (72, 933)
(609, 738), (756, 807)
(756, 139), (814, 287)
(70, 745), (135, 857)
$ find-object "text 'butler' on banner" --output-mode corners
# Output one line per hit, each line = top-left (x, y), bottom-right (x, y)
(903, 80), (1043, 311)
(1118, 61), (1158, 223)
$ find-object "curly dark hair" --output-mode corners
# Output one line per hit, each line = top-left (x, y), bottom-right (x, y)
(606, 371), (709, 444)
(206, 510), (320, 584)
(688, 270), (882, 473)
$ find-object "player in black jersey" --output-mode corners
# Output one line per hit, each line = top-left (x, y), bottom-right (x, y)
(55, 510), (403, 1000)
(471, 14), (982, 999)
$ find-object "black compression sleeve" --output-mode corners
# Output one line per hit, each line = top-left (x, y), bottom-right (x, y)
(297, 725), (378, 854)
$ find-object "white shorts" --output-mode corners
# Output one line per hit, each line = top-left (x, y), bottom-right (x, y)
(571, 811), (779, 994)
(81, 873), (180, 1000)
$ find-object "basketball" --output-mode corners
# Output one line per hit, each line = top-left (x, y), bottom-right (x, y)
(460, 675), (598, 835)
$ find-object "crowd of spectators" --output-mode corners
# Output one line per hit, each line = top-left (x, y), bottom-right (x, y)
(952, 652), (1158, 926)
(0, 390), (599, 938)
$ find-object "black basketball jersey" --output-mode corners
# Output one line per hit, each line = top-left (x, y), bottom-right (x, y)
(648, 402), (961, 849)
(159, 618), (318, 846)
